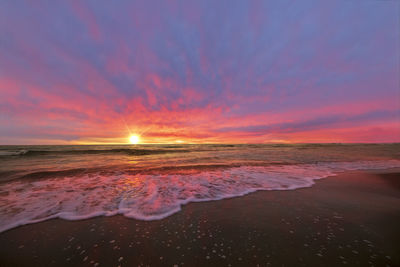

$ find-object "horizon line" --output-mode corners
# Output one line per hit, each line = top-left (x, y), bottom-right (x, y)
(1, 142), (399, 146)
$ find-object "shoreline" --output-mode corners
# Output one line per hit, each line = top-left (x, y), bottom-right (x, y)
(0, 168), (399, 266)
(1, 165), (399, 234)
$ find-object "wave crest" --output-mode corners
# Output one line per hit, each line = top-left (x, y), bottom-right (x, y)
(0, 148), (190, 157)
(0, 160), (399, 233)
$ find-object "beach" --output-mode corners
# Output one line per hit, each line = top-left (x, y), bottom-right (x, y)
(1, 0), (399, 266)
(1, 168), (399, 266)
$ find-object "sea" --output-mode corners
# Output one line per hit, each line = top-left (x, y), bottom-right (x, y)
(0, 143), (399, 233)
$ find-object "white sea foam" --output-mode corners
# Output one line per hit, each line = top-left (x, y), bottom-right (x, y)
(0, 160), (399, 233)
(0, 150), (28, 156)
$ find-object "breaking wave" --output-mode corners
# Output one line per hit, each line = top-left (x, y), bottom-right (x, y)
(0, 150), (29, 156)
(0, 148), (190, 157)
(0, 160), (399, 233)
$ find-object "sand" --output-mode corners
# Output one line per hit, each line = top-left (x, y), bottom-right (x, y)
(0, 169), (399, 266)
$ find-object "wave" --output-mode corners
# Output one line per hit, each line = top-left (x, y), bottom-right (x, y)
(0, 148), (190, 157)
(1, 164), (244, 183)
(0, 150), (29, 156)
(15, 168), (98, 181)
(3, 162), (295, 183)
(0, 160), (399, 233)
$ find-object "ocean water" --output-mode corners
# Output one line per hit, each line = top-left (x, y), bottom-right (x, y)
(0, 144), (399, 233)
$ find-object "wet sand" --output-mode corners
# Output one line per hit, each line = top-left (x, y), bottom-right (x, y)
(0, 169), (399, 267)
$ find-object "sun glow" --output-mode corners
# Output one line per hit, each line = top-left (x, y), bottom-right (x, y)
(129, 135), (140, 144)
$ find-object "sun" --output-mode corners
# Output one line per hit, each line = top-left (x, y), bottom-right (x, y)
(129, 135), (140, 144)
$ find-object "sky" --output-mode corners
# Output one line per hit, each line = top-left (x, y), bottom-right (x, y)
(0, 0), (399, 144)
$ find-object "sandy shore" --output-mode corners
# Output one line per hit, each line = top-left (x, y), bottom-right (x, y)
(0, 169), (399, 266)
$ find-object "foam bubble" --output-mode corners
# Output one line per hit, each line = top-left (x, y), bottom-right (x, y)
(0, 150), (28, 156)
(0, 160), (399, 232)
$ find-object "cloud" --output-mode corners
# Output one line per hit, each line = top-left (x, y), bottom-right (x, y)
(214, 110), (399, 135)
(0, 0), (399, 143)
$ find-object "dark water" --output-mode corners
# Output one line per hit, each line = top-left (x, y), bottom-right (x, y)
(0, 144), (399, 232)
(1, 144), (399, 182)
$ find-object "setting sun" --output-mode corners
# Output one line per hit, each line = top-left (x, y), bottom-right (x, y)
(129, 135), (140, 144)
